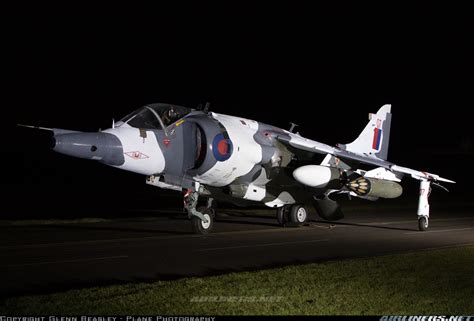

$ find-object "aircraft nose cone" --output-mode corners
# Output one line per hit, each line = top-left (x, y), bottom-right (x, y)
(53, 132), (124, 166)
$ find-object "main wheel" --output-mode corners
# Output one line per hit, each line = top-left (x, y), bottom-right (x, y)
(277, 206), (288, 226)
(418, 216), (429, 231)
(289, 204), (308, 225)
(191, 209), (214, 234)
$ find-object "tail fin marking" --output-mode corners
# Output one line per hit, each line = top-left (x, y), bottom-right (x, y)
(339, 104), (392, 161)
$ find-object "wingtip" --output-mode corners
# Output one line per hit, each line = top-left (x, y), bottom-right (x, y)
(438, 178), (456, 184)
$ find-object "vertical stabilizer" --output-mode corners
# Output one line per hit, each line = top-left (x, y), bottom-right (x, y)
(339, 104), (392, 160)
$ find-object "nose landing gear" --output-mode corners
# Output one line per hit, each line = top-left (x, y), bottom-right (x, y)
(184, 189), (215, 234)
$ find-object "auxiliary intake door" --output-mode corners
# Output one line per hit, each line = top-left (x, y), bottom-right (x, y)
(158, 120), (198, 187)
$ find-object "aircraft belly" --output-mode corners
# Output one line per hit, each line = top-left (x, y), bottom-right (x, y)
(104, 128), (165, 175)
(265, 191), (296, 207)
(243, 167), (270, 201)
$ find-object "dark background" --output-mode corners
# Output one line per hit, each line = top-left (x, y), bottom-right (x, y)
(2, 6), (473, 219)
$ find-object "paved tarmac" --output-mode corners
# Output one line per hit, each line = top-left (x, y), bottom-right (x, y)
(1, 204), (473, 298)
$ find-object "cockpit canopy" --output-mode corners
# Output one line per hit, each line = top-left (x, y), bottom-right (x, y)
(120, 103), (193, 129)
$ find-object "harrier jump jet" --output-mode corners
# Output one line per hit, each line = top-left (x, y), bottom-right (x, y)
(20, 103), (454, 234)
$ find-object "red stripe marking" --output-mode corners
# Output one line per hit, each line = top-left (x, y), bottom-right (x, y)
(372, 128), (379, 149)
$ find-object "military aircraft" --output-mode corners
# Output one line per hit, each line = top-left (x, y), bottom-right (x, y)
(20, 103), (455, 234)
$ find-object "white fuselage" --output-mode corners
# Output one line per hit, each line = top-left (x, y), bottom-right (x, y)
(103, 127), (165, 176)
(193, 113), (263, 186)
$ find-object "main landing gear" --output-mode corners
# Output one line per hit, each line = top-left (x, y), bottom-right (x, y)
(184, 189), (215, 234)
(277, 204), (308, 227)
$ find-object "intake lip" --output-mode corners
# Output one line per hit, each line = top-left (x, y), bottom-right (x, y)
(50, 137), (57, 149)
(53, 132), (124, 166)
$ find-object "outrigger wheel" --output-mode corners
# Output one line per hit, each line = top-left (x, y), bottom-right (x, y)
(418, 216), (429, 231)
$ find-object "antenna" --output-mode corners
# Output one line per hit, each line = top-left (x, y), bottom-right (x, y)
(289, 122), (299, 133)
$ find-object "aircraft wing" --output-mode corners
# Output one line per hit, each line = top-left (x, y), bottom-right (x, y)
(389, 165), (455, 183)
(276, 133), (455, 184)
(277, 134), (393, 168)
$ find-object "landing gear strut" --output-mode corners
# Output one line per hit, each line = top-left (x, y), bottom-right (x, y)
(277, 204), (308, 227)
(184, 189), (214, 234)
(417, 180), (431, 231)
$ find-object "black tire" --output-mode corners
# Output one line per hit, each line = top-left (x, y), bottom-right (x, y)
(191, 210), (214, 234)
(289, 204), (308, 225)
(277, 206), (287, 226)
(418, 216), (429, 231)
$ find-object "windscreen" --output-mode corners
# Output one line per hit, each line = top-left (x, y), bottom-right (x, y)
(121, 103), (192, 129)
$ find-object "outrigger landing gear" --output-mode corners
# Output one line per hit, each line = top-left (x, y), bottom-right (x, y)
(277, 204), (308, 227)
(417, 180), (431, 231)
(184, 189), (214, 234)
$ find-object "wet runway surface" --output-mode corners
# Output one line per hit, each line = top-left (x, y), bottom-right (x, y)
(1, 205), (473, 297)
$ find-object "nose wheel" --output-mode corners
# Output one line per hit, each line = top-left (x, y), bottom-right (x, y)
(191, 208), (214, 234)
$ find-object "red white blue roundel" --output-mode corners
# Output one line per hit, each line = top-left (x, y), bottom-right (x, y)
(212, 133), (233, 161)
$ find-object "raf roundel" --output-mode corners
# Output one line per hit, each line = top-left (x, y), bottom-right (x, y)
(212, 133), (233, 161)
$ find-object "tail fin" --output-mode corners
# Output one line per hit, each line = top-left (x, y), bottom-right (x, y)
(338, 104), (392, 160)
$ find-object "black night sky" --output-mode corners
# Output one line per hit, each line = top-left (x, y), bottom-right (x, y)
(3, 6), (473, 218)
